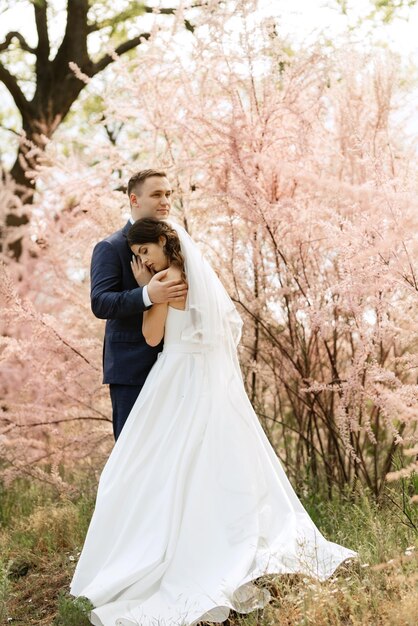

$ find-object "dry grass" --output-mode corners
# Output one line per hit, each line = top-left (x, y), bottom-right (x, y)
(0, 475), (417, 626)
(253, 557), (418, 626)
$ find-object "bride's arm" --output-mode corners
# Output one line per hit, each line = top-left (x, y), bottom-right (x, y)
(142, 303), (168, 347)
(142, 266), (183, 346)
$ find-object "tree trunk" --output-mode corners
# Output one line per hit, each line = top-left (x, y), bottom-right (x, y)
(4, 71), (87, 258)
(0, 0), (185, 258)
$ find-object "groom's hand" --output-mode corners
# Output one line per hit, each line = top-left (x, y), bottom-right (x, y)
(148, 269), (188, 304)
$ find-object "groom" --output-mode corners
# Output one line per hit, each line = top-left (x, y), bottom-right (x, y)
(90, 169), (188, 440)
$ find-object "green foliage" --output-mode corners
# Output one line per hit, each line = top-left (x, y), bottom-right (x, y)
(336, 0), (349, 14)
(335, 0), (418, 23)
(371, 0), (418, 23)
(53, 591), (93, 626)
(88, 0), (147, 35)
(0, 560), (10, 624)
(302, 483), (418, 565)
(0, 478), (53, 527)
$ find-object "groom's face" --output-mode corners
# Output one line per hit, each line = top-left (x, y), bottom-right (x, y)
(130, 176), (172, 221)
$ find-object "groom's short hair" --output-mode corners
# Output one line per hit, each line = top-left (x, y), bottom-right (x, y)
(127, 169), (167, 197)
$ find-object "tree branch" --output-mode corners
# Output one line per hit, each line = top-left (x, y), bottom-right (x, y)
(12, 415), (111, 427)
(0, 62), (31, 116)
(34, 1), (50, 63)
(0, 123), (21, 137)
(0, 31), (36, 54)
(91, 33), (151, 75)
(143, 5), (195, 30)
(53, 0), (89, 70)
(87, 5), (195, 35)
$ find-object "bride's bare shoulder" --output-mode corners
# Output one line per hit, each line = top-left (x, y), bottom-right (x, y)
(164, 265), (183, 281)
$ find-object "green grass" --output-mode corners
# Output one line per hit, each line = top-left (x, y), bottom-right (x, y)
(0, 560), (10, 625)
(53, 592), (92, 626)
(0, 473), (417, 625)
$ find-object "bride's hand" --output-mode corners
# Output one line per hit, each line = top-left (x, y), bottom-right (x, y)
(130, 254), (153, 286)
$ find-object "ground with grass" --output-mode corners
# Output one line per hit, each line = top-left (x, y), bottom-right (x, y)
(0, 473), (417, 626)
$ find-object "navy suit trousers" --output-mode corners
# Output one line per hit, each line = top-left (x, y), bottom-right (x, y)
(109, 384), (143, 440)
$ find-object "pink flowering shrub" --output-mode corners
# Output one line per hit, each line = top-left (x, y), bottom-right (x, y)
(0, 4), (417, 496)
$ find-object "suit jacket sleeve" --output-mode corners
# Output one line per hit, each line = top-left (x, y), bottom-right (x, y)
(90, 239), (148, 319)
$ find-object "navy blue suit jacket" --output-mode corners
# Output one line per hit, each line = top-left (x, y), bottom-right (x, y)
(90, 220), (162, 385)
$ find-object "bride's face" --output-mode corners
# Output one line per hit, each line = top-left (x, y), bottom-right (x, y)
(130, 237), (169, 273)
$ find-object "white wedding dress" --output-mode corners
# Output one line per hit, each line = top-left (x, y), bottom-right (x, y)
(70, 300), (356, 626)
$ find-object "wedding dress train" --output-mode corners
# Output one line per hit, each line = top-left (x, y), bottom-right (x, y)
(70, 303), (356, 626)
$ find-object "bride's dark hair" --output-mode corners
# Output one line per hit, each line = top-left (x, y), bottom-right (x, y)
(127, 218), (185, 278)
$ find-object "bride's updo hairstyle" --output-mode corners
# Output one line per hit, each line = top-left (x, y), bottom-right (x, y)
(127, 218), (185, 278)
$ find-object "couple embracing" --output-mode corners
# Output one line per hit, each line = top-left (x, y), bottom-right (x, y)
(70, 169), (356, 626)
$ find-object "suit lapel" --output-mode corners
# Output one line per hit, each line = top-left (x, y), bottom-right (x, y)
(121, 220), (139, 289)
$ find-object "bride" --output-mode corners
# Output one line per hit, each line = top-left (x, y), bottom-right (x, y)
(70, 217), (356, 626)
